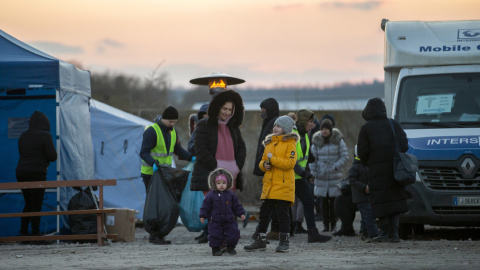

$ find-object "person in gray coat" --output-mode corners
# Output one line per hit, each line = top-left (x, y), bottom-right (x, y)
(309, 119), (349, 232)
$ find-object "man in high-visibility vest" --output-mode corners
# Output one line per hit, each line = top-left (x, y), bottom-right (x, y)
(140, 106), (194, 245)
(292, 109), (331, 243)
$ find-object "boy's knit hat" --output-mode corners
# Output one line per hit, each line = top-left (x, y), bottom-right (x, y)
(320, 114), (335, 127)
(162, 106), (179, 120)
(274, 115), (295, 134)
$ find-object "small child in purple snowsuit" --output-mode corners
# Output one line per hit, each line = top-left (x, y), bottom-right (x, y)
(199, 168), (246, 256)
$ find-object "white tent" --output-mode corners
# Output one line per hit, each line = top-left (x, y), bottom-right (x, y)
(90, 99), (160, 219)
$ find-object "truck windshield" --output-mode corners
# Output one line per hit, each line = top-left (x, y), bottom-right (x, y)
(396, 73), (480, 128)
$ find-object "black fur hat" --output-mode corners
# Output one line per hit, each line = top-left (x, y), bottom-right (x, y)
(207, 89), (244, 127)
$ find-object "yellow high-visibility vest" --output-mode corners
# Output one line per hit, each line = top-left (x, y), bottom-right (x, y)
(293, 129), (309, 179)
(141, 123), (176, 175)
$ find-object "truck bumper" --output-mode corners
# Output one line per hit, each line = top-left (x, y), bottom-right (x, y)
(400, 182), (480, 226)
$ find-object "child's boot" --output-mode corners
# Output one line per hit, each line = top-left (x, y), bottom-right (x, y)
(244, 233), (267, 252)
(275, 233), (290, 253)
(212, 247), (222, 256)
(227, 245), (237, 255)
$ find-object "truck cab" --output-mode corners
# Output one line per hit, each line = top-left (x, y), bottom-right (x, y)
(382, 19), (480, 236)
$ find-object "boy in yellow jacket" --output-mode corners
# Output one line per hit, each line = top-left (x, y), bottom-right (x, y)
(244, 116), (299, 253)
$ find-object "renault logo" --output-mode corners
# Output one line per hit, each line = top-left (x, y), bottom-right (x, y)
(461, 158), (475, 177)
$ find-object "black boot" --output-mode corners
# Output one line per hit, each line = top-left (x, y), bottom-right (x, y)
(294, 222), (308, 234)
(275, 233), (290, 253)
(372, 217), (390, 243)
(149, 235), (172, 245)
(227, 245), (237, 255)
(372, 230), (390, 242)
(390, 215), (400, 243)
(307, 228), (332, 243)
(253, 227), (270, 244)
(333, 226), (355, 237)
(244, 233), (267, 251)
(194, 231), (205, 241)
(212, 247), (222, 256)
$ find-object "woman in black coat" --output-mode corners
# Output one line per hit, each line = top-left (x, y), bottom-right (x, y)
(191, 89), (247, 192)
(357, 97), (408, 242)
(16, 111), (57, 237)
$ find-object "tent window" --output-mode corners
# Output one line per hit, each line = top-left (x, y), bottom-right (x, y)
(8, 117), (29, 138)
(6, 88), (26, 95)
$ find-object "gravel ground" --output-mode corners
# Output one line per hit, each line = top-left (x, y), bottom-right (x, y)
(1, 214), (479, 270)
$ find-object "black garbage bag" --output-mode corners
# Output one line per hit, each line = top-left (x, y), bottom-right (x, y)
(68, 188), (99, 234)
(143, 167), (190, 238)
(160, 166), (190, 202)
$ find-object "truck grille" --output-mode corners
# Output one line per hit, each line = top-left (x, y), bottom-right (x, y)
(420, 168), (480, 191)
(432, 206), (480, 215)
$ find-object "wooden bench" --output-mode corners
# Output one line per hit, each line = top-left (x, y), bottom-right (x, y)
(0, 179), (117, 246)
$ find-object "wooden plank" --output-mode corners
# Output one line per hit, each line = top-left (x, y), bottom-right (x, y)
(0, 209), (116, 218)
(0, 179), (116, 190)
(0, 234), (118, 242)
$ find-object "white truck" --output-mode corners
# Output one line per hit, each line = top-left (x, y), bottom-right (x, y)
(381, 19), (480, 237)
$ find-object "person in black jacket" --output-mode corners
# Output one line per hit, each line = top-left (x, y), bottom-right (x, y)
(357, 97), (408, 243)
(190, 90), (246, 193)
(253, 98), (279, 176)
(188, 102), (209, 155)
(16, 111), (57, 237)
(253, 98), (283, 239)
(139, 106), (193, 245)
(349, 145), (379, 241)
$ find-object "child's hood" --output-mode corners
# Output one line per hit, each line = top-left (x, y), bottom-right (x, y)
(208, 168), (234, 191)
(263, 132), (300, 146)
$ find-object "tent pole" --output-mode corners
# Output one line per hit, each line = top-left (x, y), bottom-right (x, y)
(56, 90), (60, 242)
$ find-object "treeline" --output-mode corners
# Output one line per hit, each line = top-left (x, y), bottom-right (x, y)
(90, 71), (170, 119)
(91, 71), (383, 118)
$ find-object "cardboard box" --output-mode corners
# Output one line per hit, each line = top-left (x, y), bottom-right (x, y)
(105, 208), (136, 242)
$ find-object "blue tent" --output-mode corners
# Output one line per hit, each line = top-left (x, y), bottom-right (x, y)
(90, 99), (153, 220)
(0, 29), (94, 237)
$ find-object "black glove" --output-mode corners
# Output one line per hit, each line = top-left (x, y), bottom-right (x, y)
(154, 160), (160, 167)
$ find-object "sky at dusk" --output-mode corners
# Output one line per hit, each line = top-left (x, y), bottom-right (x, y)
(2, 0), (480, 89)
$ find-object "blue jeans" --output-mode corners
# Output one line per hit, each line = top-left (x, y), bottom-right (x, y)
(356, 202), (379, 238)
